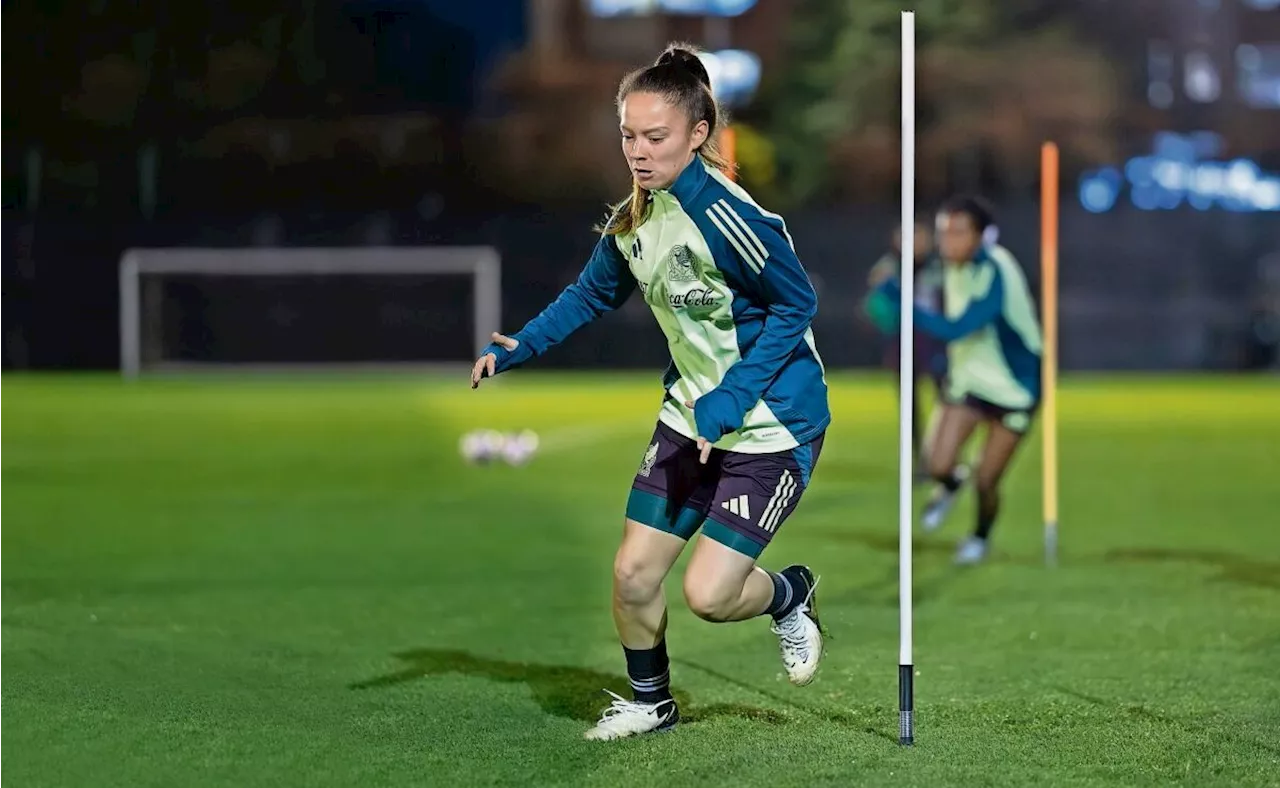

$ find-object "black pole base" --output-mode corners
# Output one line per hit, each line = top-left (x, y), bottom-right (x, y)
(899, 663), (914, 746)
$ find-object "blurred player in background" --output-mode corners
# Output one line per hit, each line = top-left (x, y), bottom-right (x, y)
(862, 219), (948, 481)
(472, 43), (830, 740)
(879, 196), (1042, 564)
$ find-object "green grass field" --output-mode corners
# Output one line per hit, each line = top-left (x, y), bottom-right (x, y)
(4, 372), (1278, 787)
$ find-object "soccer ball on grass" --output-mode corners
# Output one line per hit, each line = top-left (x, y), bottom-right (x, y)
(459, 429), (540, 466)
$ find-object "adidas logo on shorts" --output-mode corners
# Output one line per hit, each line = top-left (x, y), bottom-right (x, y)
(721, 495), (751, 520)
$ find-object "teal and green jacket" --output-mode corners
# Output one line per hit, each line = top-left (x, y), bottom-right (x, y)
(485, 156), (830, 453)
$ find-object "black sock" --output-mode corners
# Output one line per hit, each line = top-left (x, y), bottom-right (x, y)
(939, 472), (962, 493)
(975, 490), (998, 540)
(764, 566), (812, 620)
(623, 640), (672, 704)
(975, 513), (996, 540)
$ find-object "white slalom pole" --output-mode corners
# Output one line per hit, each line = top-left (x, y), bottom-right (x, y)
(898, 9), (916, 748)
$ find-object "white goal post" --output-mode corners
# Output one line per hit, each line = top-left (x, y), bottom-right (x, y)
(118, 246), (501, 377)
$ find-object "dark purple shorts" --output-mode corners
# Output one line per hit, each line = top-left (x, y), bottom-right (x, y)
(625, 422), (824, 559)
(950, 393), (1038, 435)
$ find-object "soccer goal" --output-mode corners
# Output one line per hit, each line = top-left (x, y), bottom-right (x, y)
(118, 247), (501, 377)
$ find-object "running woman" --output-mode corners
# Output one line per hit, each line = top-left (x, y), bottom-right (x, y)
(471, 43), (830, 739)
(880, 195), (1042, 564)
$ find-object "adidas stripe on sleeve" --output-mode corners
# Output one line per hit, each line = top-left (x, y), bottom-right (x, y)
(696, 197), (818, 416)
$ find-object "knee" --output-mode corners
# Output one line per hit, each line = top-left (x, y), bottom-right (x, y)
(682, 577), (736, 623)
(613, 549), (663, 607)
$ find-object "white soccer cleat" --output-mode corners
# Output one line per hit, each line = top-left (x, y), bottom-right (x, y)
(770, 573), (824, 686)
(953, 536), (990, 565)
(583, 690), (679, 741)
(921, 464), (970, 532)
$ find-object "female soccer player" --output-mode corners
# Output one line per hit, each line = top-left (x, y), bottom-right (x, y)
(470, 43), (829, 740)
(880, 196), (1042, 565)
(863, 219), (948, 479)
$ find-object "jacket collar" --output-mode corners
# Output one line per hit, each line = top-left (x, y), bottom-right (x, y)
(658, 155), (710, 205)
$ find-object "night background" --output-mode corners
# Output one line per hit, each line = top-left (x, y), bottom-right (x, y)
(3, 2), (1278, 786)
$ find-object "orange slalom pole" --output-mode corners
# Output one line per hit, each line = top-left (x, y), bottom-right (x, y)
(1041, 141), (1060, 566)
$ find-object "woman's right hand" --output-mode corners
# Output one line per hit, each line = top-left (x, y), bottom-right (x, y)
(471, 332), (520, 388)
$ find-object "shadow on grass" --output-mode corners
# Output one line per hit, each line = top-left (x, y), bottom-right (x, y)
(1053, 685), (1280, 758)
(821, 531), (1278, 595)
(829, 527), (1044, 567)
(825, 529), (955, 559)
(814, 529), (975, 608)
(1103, 548), (1280, 591)
(672, 657), (897, 745)
(350, 648), (786, 726)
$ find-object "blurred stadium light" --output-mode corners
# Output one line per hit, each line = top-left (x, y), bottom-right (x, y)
(1236, 43), (1280, 107)
(586, 0), (757, 17)
(696, 49), (762, 108)
(1079, 132), (1280, 213)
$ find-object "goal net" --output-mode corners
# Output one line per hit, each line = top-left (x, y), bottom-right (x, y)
(119, 247), (500, 377)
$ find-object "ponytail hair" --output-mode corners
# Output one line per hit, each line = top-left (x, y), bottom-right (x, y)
(598, 42), (731, 236)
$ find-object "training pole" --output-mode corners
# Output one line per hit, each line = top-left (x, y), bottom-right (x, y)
(1040, 141), (1060, 567)
(898, 9), (916, 748)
